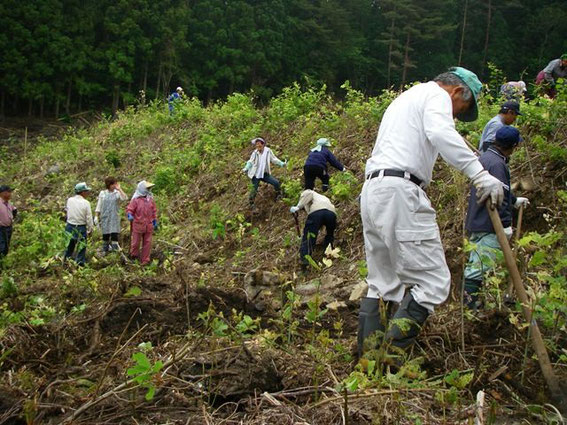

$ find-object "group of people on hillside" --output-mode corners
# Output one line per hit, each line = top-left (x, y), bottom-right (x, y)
(62, 179), (158, 267)
(3, 54), (561, 369)
(0, 179), (159, 268)
(355, 65), (535, 365)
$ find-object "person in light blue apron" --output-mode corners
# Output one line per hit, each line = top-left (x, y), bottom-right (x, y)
(95, 177), (128, 254)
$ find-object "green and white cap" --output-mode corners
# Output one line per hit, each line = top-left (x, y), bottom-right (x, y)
(74, 182), (92, 193)
(449, 66), (482, 122)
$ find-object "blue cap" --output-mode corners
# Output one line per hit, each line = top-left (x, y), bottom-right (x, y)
(449, 66), (483, 122)
(495, 126), (523, 148)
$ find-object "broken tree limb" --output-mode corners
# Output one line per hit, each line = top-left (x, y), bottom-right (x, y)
(487, 200), (563, 405)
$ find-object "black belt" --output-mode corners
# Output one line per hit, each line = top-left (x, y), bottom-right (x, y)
(366, 169), (425, 188)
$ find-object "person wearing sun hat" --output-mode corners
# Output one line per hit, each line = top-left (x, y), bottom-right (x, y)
(64, 182), (94, 266)
(127, 180), (158, 265)
(463, 126), (529, 309)
(357, 66), (505, 362)
(499, 81), (527, 101)
(303, 137), (346, 192)
(536, 54), (567, 98)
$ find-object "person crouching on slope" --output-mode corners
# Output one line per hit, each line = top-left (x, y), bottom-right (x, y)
(242, 137), (287, 209)
(127, 181), (157, 265)
(463, 126), (529, 309)
(290, 189), (337, 272)
(303, 138), (346, 192)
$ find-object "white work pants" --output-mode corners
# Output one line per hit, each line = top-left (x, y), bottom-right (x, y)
(360, 175), (451, 311)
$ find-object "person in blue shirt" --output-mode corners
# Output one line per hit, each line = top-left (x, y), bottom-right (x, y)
(478, 101), (521, 152)
(463, 126), (530, 308)
(168, 87), (184, 115)
(303, 138), (346, 192)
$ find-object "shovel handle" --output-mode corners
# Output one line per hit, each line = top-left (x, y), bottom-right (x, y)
(487, 199), (561, 398)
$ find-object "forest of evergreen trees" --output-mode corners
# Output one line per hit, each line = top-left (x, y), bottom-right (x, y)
(1, 0), (566, 117)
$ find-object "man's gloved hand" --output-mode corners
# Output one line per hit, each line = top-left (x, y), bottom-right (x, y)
(242, 167), (247, 173)
(152, 219), (158, 230)
(279, 159), (287, 167)
(12, 208), (17, 219)
(514, 197), (530, 208)
(290, 206), (299, 214)
(94, 216), (99, 227)
(342, 167), (347, 172)
(503, 226), (513, 239)
(472, 170), (504, 207)
(127, 213), (134, 222)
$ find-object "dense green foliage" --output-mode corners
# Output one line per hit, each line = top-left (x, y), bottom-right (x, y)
(1, 0), (566, 116)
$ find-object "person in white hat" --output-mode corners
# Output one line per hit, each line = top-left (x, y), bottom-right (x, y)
(303, 138), (346, 192)
(64, 182), (94, 266)
(126, 181), (158, 265)
(168, 86), (184, 115)
(499, 81), (527, 101)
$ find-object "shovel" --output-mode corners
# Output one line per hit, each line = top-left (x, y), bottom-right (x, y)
(487, 200), (564, 408)
(292, 211), (301, 237)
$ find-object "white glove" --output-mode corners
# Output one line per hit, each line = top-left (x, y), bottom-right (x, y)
(472, 170), (504, 207)
(290, 206), (299, 214)
(503, 226), (513, 239)
(514, 197), (529, 208)
(282, 160), (288, 167)
(342, 167), (347, 172)
(242, 167), (247, 173)
(94, 216), (99, 227)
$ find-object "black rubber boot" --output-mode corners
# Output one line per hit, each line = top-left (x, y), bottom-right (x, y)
(357, 297), (392, 358)
(464, 279), (482, 309)
(384, 293), (429, 351)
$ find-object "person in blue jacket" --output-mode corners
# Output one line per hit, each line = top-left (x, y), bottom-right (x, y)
(463, 126), (530, 308)
(168, 87), (184, 115)
(303, 138), (346, 192)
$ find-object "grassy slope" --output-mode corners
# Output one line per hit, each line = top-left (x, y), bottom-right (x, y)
(1, 83), (566, 423)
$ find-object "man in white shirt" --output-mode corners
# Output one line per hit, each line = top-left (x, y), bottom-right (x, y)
(290, 189), (337, 271)
(358, 67), (504, 361)
(64, 182), (94, 266)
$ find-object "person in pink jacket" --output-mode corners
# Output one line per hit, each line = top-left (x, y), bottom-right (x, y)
(127, 181), (158, 265)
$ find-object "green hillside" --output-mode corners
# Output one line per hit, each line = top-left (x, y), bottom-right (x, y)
(0, 81), (566, 424)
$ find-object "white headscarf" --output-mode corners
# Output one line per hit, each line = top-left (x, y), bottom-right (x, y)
(311, 138), (331, 152)
(132, 181), (153, 199)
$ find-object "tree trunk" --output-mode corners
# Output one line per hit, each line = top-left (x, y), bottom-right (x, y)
(0, 89), (5, 120)
(65, 81), (72, 115)
(112, 84), (120, 115)
(78, 93), (82, 112)
(28, 98), (33, 117)
(142, 61), (148, 99)
(39, 95), (44, 119)
(155, 61), (162, 99)
(400, 32), (411, 88)
(458, 0), (469, 66)
(387, 16), (396, 87)
(482, 0), (492, 73)
(55, 94), (60, 118)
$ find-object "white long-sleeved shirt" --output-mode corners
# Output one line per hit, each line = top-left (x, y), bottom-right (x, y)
(245, 147), (283, 179)
(66, 194), (94, 231)
(296, 190), (336, 215)
(365, 81), (483, 186)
